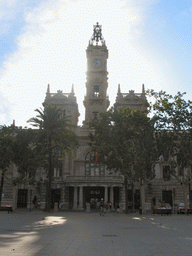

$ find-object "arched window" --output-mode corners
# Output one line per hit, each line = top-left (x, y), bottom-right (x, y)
(85, 150), (104, 176)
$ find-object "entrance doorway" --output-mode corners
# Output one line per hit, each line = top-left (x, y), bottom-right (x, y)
(83, 187), (104, 209)
(114, 187), (120, 209)
(162, 190), (172, 206)
(17, 189), (28, 208)
(127, 189), (140, 211)
(51, 189), (61, 209)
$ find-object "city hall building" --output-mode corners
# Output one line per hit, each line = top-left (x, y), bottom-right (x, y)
(1, 24), (188, 212)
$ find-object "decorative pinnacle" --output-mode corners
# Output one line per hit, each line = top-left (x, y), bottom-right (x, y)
(118, 84), (121, 94)
(142, 84), (145, 94)
(47, 84), (50, 94)
(71, 84), (75, 95)
(91, 22), (104, 45)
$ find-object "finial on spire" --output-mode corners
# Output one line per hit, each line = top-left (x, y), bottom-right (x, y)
(91, 22), (104, 45)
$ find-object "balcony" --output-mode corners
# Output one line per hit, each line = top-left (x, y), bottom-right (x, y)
(65, 175), (124, 184)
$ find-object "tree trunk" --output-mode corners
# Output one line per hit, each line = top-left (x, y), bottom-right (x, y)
(124, 177), (128, 214)
(45, 136), (52, 212)
(182, 184), (188, 214)
(132, 182), (135, 213)
(140, 183), (146, 214)
(0, 169), (5, 207)
(47, 145), (52, 212)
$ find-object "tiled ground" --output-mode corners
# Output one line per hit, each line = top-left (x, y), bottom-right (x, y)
(0, 210), (192, 255)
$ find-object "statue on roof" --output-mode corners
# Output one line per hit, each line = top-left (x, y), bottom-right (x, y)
(91, 22), (104, 45)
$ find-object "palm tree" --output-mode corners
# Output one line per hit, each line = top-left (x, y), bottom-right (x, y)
(28, 104), (77, 211)
(0, 125), (15, 206)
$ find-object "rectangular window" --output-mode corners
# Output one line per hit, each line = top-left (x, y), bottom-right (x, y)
(92, 111), (99, 121)
(85, 164), (89, 176)
(163, 165), (171, 181)
(91, 168), (94, 176)
(93, 85), (99, 97)
(100, 166), (104, 176)
(53, 168), (60, 177)
(53, 162), (62, 177)
(95, 168), (99, 176)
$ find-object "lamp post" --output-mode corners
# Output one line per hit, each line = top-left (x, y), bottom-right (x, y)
(29, 189), (32, 212)
(189, 178), (191, 208)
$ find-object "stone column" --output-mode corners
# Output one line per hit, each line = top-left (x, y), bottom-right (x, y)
(78, 186), (84, 210)
(73, 186), (77, 210)
(104, 186), (108, 203)
(110, 187), (114, 209)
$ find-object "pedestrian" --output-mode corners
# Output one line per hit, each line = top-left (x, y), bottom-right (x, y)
(107, 201), (110, 213)
(116, 204), (120, 213)
(99, 198), (104, 216)
(32, 196), (37, 208)
(103, 202), (107, 214)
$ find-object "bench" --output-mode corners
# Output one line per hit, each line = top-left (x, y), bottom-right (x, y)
(153, 208), (172, 215)
(187, 209), (192, 215)
(0, 206), (13, 213)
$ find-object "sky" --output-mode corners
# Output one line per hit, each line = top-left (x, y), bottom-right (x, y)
(0, 0), (192, 127)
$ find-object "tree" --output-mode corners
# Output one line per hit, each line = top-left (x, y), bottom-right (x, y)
(12, 127), (43, 185)
(28, 104), (78, 211)
(90, 106), (159, 214)
(147, 90), (192, 212)
(0, 125), (15, 206)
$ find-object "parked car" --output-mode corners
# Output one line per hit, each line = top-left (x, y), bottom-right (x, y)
(177, 203), (189, 214)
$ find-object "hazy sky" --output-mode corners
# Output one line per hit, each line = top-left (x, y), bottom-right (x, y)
(0, 0), (191, 127)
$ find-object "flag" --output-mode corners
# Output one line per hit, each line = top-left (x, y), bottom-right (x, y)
(89, 148), (92, 162)
(95, 151), (98, 165)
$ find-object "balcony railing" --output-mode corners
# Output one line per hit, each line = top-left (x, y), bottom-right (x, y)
(65, 175), (124, 182)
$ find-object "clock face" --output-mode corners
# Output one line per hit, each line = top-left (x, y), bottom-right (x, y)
(92, 59), (101, 67)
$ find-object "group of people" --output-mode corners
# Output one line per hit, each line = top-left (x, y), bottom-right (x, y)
(99, 198), (119, 216)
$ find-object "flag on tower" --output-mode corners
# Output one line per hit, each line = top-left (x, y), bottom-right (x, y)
(95, 151), (98, 165)
(89, 148), (92, 162)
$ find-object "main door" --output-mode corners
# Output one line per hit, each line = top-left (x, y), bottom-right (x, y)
(83, 187), (104, 209)
(162, 190), (172, 206)
(51, 189), (61, 209)
(17, 189), (28, 208)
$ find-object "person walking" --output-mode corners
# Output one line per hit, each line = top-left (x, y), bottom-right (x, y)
(99, 198), (104, 216)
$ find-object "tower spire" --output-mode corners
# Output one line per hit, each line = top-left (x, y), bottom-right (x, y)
(45, 84), (51, 100)
(118, 83), (121, 94)
(47, 84), (50, 94)
(71, 84), (75, 95)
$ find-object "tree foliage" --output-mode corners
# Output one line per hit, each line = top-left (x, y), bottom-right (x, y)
(12, 128), (43, 185)
(89, 106), (160, 213)
(147, 90), (192, 210)
(90, 107), (158, 180)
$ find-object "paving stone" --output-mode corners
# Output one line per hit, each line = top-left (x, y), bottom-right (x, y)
(1, 211), (192, 255)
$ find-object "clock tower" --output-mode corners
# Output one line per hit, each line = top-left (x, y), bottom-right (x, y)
(83, 23), (110, 125)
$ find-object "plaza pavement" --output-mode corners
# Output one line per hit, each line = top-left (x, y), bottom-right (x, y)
(0, 210), (192, 256)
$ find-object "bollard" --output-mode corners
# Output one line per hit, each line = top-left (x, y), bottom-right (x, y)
(86, 203), (91, 213)
(54, 202), (58, 212)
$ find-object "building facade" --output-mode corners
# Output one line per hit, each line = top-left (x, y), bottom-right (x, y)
(1, 23), (190, 212)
